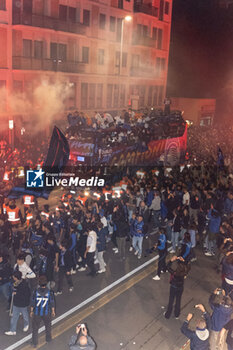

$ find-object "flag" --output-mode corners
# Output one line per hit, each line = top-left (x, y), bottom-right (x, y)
(217, 146), (224, 169)
(7, 127), (70, 199)
(44, 126), (70, 169)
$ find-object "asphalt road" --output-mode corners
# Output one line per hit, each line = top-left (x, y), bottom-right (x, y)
(0, 242), (222, 350)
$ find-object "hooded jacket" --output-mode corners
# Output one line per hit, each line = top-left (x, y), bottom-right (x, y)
(181, 312), (211, 350)
(209, 294), (233, 331)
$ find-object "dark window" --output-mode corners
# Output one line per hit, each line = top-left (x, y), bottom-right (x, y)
(96, 84), (103, 108)
(58, 44), (67, 61)
(68, 82), (76, 109)
(116, 18), (122, 42)
(59, 5), (67, 21)
(82, 47), (89, 63)
(153, 86), (158, 105)
(23, 0), (32, 13)
(83, 9), (90, 26)
(159, 0), (164, 21)
(156, 57), (161, 77)
(50, 43), (67, 61)
(110, 16), (116, 32)
(152, 27), (157, 40)
(81, 83), (88, 109)
(50, 43), (57, 59)
(116, 51), (127, 67)
(34, 41), (43, 58)
(98, 49), (104, 65)
(148, 86), (153, 106)
(139, 86), (145, 107)
(107, 84), (113, 108)
(115, 51), (120, 67)
(158, 85), (164, 105)
(99, 13), (106, 30)
(23, 39), (32, 57)
(118, 0), (123, 9)
(142, 25), (148, 37)
(165, 1), (169, 15)
(157, 29), (163, 49)
(120, 85), (125, 107)
(69, 7), (76, 22)
(0, 0), (6, 10)
(89, 83), (96, 109)
(113, 85), (119, 107)
(122, 52), (127, 67)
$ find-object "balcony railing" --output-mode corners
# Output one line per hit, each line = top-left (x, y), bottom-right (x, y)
(12, 13), (86, 35)
(132, 35), (156, 48)
(12, 57), (86, 73)
(134, 3), (158, 17)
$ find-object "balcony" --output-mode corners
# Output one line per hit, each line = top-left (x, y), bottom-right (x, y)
(132, 35), (156, 48)
(12, 13), (86, 35)
(12, 57), (86, 73)
(134, 3), (158, 17)
(130, 66), (155, 78)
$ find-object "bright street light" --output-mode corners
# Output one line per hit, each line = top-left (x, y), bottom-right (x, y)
(124, 15), (132, 22)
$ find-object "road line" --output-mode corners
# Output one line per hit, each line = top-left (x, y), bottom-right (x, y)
(6, 248), (171, 350)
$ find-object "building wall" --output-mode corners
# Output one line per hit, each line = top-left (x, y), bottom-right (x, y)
(0, 0), (172, 127)
(171, 97), (216, 125)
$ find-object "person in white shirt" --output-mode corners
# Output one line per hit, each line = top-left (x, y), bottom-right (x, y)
(84, 230), (97, 277)
(14, 253), (36, 279)
(183, 188), (190, 207)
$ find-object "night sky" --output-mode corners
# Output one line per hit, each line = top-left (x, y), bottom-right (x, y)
(167, 0), (233, 117)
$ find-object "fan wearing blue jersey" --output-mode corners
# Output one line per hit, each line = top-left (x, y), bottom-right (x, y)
(30, 275), (55, 348)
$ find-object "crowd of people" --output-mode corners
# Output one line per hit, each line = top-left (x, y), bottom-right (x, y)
(66, 109), (185, 151)
(0, 161), (232, 348)
(1, 109), (233, 348)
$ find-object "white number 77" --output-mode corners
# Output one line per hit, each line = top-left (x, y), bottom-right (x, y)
(36, 297), (48, 307)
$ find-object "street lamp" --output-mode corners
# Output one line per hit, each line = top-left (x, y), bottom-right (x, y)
(119, 15), (132, 77)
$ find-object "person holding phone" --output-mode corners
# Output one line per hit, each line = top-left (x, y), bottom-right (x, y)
(69, 323), (96, 350)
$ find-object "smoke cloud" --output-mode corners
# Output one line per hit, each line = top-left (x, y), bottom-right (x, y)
(0, 78), (73, 132)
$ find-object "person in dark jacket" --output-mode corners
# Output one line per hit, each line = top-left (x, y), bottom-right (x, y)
(5, 270), (30, 335)
(164, 255), (190, 319)
(205, 206), (221, 256)
(181, 304), (211, 350)
(30, 275), (55, 347)
(96, 222), (107, 273)
(0, 252), (12, 309)
(171, 209), (182, 253)
(55, 240), (74, 295)
(208, 288), (233, 349)
(114, 209), (129, 261)
(222, 253), (233, 299)
(152, 229), (167, 281)
(69, 323), (96, 350)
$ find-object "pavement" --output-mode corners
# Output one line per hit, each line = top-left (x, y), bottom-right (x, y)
(0, 237), (222, 350)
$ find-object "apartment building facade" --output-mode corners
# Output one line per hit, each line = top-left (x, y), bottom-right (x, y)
(0, 0), (172, 126)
